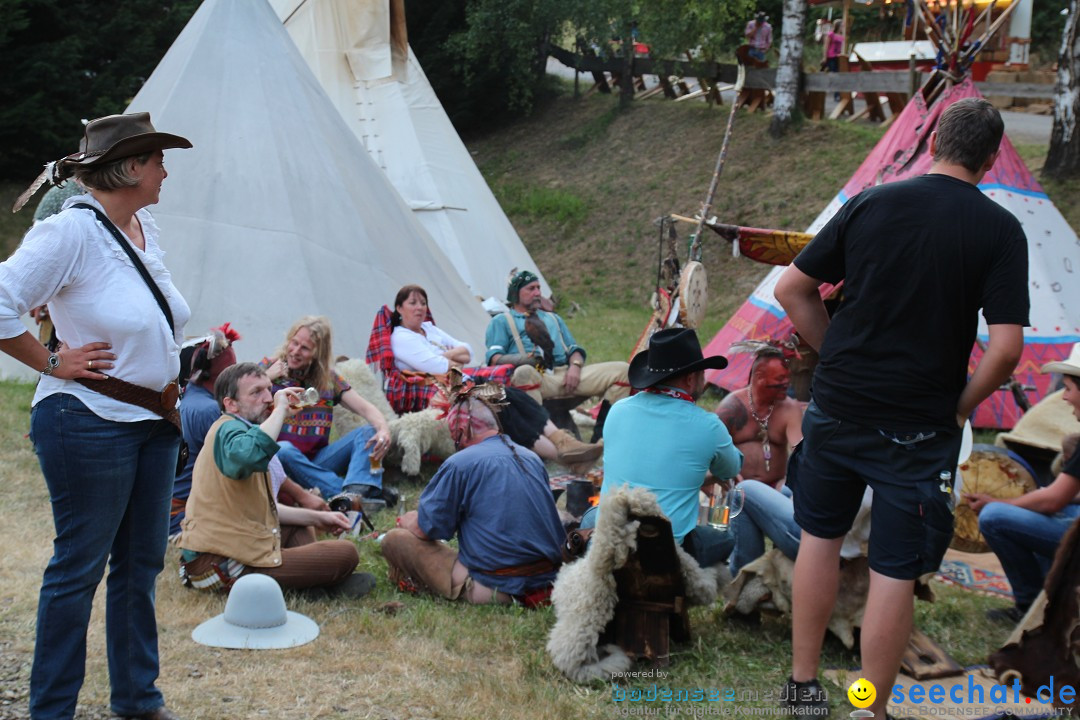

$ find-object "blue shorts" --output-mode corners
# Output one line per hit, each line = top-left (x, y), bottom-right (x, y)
(792, 402), (961, 580)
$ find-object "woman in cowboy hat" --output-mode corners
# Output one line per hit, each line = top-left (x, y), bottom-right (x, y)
(0, 113), (191, 720)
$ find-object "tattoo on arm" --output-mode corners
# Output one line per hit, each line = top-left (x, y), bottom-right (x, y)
(717, 397), (748, 432)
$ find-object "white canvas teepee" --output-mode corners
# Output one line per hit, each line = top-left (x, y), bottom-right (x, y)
(704, 80), (1080, 429)
(270, 0), (548, 299)
(119, 0), (491, 364)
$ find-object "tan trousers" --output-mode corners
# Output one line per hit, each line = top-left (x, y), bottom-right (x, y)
(511, 361), (630, 405)
(380, 528), (512, 604)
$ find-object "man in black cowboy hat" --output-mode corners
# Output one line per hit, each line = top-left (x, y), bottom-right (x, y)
(484, 270), (630, 406)
(595, 328), (743, 567)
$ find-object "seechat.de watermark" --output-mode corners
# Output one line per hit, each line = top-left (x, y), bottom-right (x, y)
(888, 675), (1075, 717)
(844, 676), (1075, 718)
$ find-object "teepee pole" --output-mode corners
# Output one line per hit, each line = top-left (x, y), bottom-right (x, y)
(691, 64), (745, 262)
(959, 0), (1021, 68)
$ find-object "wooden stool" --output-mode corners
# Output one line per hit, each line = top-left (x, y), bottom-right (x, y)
(599, 515), (690, 667)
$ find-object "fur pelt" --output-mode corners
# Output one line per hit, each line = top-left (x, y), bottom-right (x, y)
(547, 486), (720, 683)
(332, 359), (454, 476)
(723, 549), (936, 649)
(332, 359), (397, 430)
(389, 408), (455, 476)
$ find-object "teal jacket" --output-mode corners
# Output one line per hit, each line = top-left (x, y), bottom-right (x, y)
(484, 309), (585, 366)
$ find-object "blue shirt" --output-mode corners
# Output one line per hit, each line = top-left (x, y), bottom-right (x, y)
(418, 435), (565, 595)
(484, 309), (585, 366)
(172, 383), (221, 535)
(601, 391), (743, 542)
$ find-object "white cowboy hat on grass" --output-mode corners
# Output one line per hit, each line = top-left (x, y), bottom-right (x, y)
(191, 574), (319, 650)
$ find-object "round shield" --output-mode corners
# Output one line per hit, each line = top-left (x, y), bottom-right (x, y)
(677, 261), (708, 329)
(952, 444), (1038, 553)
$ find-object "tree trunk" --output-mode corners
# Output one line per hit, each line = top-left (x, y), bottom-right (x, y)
(1044, 0), (1080, 179)
(621, 35), (635, 108)
(769, 0), (808, 138)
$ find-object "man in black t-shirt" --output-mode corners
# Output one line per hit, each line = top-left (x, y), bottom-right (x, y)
(967, 349), (1080, 623)
(774, 97), (1029, 717)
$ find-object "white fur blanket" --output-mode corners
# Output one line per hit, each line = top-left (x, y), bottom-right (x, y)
(547, 486), (721, 683)
(332, 359), (455, 476)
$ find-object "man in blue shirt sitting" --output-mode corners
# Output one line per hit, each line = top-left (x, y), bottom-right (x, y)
(594, 328), (744, 567)
(381, 379), (566, 604)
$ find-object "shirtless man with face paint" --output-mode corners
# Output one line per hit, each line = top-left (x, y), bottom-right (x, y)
(715, 349), (803, 488)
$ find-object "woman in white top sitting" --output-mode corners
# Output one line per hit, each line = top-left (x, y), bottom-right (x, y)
(389, 284), (601, 472)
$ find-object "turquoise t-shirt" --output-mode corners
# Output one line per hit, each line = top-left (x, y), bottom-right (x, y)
(601, 391), (743, 542)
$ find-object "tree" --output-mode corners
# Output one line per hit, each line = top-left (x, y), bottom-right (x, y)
(1045, 0), (1080, 179)
(408, 0), (758, 134)
(0, 0), (199, 182)
(769, 0), (807, 138)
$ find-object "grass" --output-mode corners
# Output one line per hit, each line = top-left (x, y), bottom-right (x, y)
(494, 182), (590, 226)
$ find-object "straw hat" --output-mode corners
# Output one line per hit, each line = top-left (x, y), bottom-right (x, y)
(191, 574), (319, 650)
(1041, 342), (1080, 378)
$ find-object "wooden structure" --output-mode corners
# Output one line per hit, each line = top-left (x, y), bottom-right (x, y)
(598, 515), (691, 667)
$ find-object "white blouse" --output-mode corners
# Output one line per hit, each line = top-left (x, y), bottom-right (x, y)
(390, 322), (473, 374)
(0, 193), (190, 421)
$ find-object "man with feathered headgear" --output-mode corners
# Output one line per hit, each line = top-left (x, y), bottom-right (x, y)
(171, 323), (243, 536)
(715, 339), (804, 489)
(484, 269), (630, 407)
(380, 373), (565, 605)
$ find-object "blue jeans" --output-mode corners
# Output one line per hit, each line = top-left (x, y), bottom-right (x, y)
(579, 507), (734, 568)
(29, 394), (179, 719)
(729, 480), (800, 576)
(276, 425), (380, 498)
(979, 502), (1080, 608)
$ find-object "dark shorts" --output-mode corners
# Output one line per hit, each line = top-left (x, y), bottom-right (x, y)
(793, 402), (961, 580)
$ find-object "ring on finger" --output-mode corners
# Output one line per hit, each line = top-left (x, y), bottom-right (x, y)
(88, 360), (93, 369)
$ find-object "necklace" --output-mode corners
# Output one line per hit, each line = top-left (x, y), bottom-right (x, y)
(747, 386), (776, 472)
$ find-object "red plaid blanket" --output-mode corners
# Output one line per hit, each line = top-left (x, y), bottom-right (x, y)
(366, 306), (513, 415)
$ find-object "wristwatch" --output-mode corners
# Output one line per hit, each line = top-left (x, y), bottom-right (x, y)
(570, 358), (584, 368)
(41, 353), (60, 376)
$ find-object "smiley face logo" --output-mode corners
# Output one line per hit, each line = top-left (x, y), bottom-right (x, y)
(847, 678), (876, 709)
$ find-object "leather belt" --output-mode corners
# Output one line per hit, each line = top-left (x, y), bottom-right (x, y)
(75, 375), (182, 433)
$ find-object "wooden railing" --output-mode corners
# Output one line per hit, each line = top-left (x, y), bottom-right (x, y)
(548, 45), (1055, 100)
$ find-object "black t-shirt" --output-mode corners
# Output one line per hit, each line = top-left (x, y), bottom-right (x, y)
(1063, 443), (1080, 480)
(794, 174), (1029, 431)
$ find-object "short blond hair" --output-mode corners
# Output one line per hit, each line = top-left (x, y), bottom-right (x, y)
(73, 152), (151, 191)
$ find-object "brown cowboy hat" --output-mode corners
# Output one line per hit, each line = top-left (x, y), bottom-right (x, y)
(628, 327), (727, 389)
(66, 112), (192, 169)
